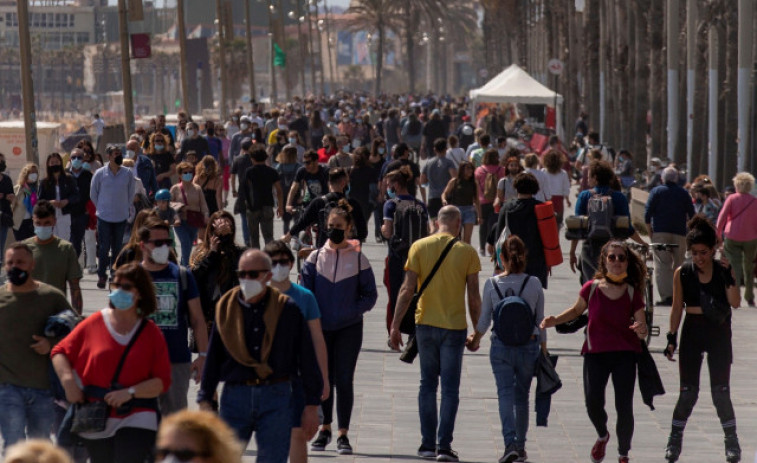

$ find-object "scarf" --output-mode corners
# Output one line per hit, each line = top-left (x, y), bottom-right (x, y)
(215, 286), (288, 380)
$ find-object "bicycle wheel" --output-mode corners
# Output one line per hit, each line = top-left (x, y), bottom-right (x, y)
(645, 279), (655, 345)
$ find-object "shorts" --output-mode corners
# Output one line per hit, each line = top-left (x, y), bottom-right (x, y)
(427, 197), (443, 219)
(458, 205), (477, 225)
(222, 165), (230, 191)
(290, 377), (305, 427)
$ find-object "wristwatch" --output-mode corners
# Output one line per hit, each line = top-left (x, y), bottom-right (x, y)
(128, 386), (136, 398)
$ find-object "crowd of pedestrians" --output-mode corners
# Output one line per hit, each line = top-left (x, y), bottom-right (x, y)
(0, 92), (755, 463)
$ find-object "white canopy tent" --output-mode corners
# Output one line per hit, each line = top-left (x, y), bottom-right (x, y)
(469, 64), (564, 139)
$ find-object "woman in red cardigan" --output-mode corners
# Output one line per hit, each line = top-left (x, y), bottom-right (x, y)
(52, 262), (172, 463)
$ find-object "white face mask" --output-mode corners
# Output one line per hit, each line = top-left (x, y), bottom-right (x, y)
(125, 150), (136, 159)
(240, 278), (264, 300)
(270, 264), (290, 283)
(240, 123), (250, 130)
(187, 129), (195, 137)
(151, 245), (170, 265)
(28, 173), (38, 182)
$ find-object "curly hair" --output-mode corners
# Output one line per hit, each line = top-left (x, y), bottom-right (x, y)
(503, 156), (523, 176)
(190, 211), (238, 272)
(147, 131), (168, 155)
(195, 155), (219, 183)
(686, 214), (718, 249)
(594, 241), (647, 291)
(157, 410), (243, 463)
(542, 150), (564, 174)
(5, 439), (73, 463)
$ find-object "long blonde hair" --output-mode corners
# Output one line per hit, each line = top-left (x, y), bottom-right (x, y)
(195, 155), (219, 183)
(17, 163), (39, 187)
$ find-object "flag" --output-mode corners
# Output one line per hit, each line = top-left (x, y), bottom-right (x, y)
(273, 43), (286, 68)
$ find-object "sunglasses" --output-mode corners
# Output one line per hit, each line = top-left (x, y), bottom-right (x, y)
(148, 239), (172, 247)
(607, 254), (627, 263)
(237, 269), (270, 279)
(271, 258), (291, 266)
(155, 447), (209, 462)
(70, 156), (83, 160)
(110, 282), (135, 291)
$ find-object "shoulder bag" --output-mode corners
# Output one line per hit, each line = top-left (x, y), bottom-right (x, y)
(70, 319), (147, 434)
(180, 183), (207, 229)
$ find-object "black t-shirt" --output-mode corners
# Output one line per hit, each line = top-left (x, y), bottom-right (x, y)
(293, 165), (328, 204)
(151, 152), (175, 176)
(179, 137), (210, 161)
(289, 116), (309, 141)
(241, 164), (280, 211)
(231, 154), (253, 181)
(0, 174), (12, 213)
(380, 158), (421, 196)
(349, 166), (378, 204)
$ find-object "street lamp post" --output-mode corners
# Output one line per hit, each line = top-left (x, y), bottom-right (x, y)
(16, 0), (39, 164)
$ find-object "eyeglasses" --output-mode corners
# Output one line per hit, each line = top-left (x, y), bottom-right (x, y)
(607, 254), (627, 263)
(271, 259), (290, 266)
(237, 269), (270, 279)
(155, 447), (209, 462)
(147, 239), (172, 247)
(110, 282), (135, 291)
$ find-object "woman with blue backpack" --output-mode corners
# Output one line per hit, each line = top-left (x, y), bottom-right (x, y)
(541, 241), (648, 463)
(467, 235), (546, 463)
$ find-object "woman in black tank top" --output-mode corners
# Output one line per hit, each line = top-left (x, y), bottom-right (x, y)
(663, 216), (741, 463)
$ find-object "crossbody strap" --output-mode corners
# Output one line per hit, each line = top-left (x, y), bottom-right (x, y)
(111, 319), (147, 388)
(179, 182), (189, 206)
(728, 196), (756, 223)
(417, 238), (458, 298)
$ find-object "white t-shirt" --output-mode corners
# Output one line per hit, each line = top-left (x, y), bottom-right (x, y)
(92, 118), (105, 136)
(541, 168), (571, 197)
(525, 167), (552, 202)
(446, 147), (466, 168)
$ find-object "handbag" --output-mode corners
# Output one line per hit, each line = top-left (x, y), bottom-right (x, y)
(70, 319), (147, 434)
(535, 350), (562, 395)
(180, 183), (206, 229)
(398, 238), (459, 335)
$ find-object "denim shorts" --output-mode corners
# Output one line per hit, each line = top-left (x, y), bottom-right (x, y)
(458, 205), (477, 225)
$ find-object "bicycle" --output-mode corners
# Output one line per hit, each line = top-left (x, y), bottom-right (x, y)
(628, 242), (679, 345)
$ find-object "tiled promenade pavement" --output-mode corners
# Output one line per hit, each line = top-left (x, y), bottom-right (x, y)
(65, 199), (757, 462)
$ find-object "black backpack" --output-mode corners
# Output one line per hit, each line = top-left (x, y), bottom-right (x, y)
(317, 192), (343, 239)
(407, 119), (422, 136)
(389, 197), (429, 255)
(491, 276), (537, 346)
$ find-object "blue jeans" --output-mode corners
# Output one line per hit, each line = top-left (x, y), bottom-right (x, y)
(0, 384), (55, 448)
(96, 218), (126, 279)
(220, 382), (292, 463)
(239, 210), (250, 247)
(174, 221), (199, 266)
(490, 337), (540, 449)
(415, 324), (467, 451)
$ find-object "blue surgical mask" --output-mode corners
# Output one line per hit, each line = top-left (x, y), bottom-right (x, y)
(109, 288), (134, 311)
(387, 187), (396, 199)
(81, 162), (91, 171)
(182, 173), (194, 182)
(378, 147), (385, 155)
(71, 158), (83, 170)
(154, 144), (165, 151)
(289, 138), (297, 144)
(34, 225), (53, 241)
(342, 145), (350, 153)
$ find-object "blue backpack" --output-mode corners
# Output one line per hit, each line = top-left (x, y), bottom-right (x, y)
(492, 276), (537, 346)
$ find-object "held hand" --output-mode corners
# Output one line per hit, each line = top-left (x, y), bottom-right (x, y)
(569, 254), (577, 273)
(30, 335), (51, 355)
(277, 207), (284, 218)
(389, 327), (403, 351)
(540, 316), (557, 329)
(301, 406), (320, 441)
(104, 389), (132, 408)
(62, 381), (84, 404)
(629, 321), (647, 339)
(465, 333), (480, 352)
(191, 356), (206, 384)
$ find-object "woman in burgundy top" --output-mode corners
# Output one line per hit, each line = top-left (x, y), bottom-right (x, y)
(542, 241), (647, 463)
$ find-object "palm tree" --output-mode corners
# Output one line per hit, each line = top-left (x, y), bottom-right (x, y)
(346, 0), (395, 96)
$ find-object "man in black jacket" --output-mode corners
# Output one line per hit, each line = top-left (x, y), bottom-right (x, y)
(282, 167), (368, 247)
(67, 148), (92, 258)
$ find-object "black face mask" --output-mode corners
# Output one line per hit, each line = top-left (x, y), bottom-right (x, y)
(327, 227), (345, 244)
(49, 165), (62, 174)
(0, 161), (6, 173)
(114, 155), (123, 166)
(7, 267), (29, 286)
(218, 234), (234, 246)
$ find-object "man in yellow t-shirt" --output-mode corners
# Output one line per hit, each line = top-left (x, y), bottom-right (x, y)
(389, 205), (481, 461)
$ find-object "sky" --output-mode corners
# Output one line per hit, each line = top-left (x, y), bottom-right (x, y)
(108, 0), (351, 8)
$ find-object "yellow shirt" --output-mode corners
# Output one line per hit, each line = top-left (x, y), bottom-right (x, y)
(405, 233), (481, 330)
(267, 128), (280, 146)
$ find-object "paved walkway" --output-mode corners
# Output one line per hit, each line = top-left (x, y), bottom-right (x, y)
(68, 203), (757, 463)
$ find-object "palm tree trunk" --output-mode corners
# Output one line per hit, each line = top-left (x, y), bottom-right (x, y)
(375, 23), (384, 96)
(649, 0), (665, 159)
(633, 0), (650, 164)
(584, 0), (600, 132)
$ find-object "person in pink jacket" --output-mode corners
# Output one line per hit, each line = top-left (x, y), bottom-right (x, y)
(716, 172), (757, 306)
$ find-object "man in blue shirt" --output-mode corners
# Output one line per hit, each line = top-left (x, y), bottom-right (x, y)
(570, 161), (637, 284)
(90, 145), (136, 288)
(644, 167), (695, 305)
(139, 218), (208, 414)
(264, 240), (328, 463)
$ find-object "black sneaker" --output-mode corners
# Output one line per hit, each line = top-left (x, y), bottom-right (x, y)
(417, 446), (437, 459)
(515, 448), (528, 462)
(436, 448), (459, 462)
(336, 435), (353, 455)
(310, 429), (331, 451)
(97, 276), (106, 289)
(725, 435), (741, 463)
(665, 430), (683, 462)
(498, 444), (519, 463)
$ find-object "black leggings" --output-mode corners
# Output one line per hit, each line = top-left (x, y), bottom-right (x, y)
(83, 428), (156, 463)
(478, 203), (496, 251)
(671, 314), (736, 432)
(322, 320), (364, 430)
(583, 351), (637, 456)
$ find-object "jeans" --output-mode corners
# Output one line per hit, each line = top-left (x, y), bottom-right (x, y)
(96, 218), (127, 279)
(246, 207), (274, 249)
(70, 213), (89, 257)
(321, 321), (363, 430)
(238, 210), (250, 247)
(0, 384), (55, 448)
(384, 252), (406, 333)
(583, 351), (637, 456)
(415, 324), (467, 451)
(83, 428), (156, 463)
(158, 363), (191, 416)
(490, 337), (540, 449)
(220, 382), (293, 463)
(723, 237), (757, 301)
(174, 221), (199, 266)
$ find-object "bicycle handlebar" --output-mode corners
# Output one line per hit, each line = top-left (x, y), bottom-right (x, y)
(629, 242), (679, 252)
